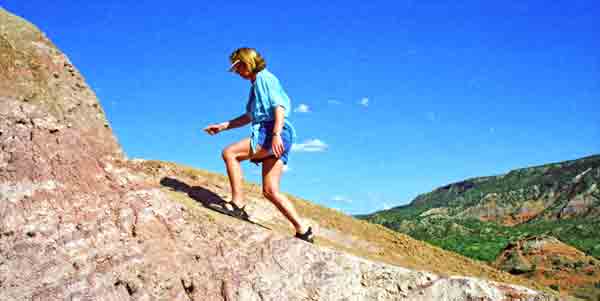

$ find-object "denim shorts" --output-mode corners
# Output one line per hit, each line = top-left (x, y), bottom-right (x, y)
(250, 121), (293, 165)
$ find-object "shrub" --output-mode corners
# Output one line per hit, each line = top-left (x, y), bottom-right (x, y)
(551, 259), (561, 266)
(550, 284), (560, 291)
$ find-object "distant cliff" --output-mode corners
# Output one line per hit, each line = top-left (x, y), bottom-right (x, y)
(364, 154), (599, 225)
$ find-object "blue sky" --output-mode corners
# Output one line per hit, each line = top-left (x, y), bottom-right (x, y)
(4, 1), (599, 214)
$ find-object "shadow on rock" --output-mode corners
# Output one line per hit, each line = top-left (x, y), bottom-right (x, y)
(159, 177), (270, 230)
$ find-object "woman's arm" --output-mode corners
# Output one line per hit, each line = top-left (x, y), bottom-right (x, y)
(223, 113), (252, 130)
(272, 106), (285, 135)
(204, 113), (251, 135)
(271, 106), (285, 157)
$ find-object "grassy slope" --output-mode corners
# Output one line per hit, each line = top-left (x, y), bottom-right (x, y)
(123, 159), (556, 295)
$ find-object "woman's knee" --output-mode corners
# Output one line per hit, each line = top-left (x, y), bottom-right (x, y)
(221, 147), (235, 161)
(262, 185), (278, 200)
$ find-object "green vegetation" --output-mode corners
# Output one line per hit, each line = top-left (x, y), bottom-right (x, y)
(358, 154), (600, 263)
(368, 217), (600, 263)
(572, 284), (600, 301)
(407, 154), (599, 210)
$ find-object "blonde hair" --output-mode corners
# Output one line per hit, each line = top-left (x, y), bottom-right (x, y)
(229, 47), (266, 74)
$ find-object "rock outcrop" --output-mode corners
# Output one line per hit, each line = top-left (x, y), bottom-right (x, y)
(0, 8), (558, 300)
(495, 235), (600, 300)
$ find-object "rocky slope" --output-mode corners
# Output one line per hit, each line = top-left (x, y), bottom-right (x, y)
(0, 7), (559, 300)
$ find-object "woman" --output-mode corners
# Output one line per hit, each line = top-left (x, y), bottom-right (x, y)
(203, 47), (314, 243)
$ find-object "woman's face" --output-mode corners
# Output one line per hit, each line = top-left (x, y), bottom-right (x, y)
(234, 62), (253, 80)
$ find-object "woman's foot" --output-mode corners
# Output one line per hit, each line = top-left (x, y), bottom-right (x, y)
(222, 201), (250, 220)
(295, 226), (314, 243)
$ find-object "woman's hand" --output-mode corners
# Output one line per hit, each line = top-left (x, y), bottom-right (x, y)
(203, 123), (227, 135)
(272, 135), (284, 157)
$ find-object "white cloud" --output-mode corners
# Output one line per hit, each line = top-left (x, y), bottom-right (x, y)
(382, 202), (391, 210)
(328, 99), (342, 105)
(332, 195), (352, 203)
(294, 104), (311, 113)
(359, 97), (369, 107)
(292, 139), (328, 152)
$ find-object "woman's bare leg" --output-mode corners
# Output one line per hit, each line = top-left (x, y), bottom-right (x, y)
(221, 138), (270, 207)
(262, 157), (309, 234)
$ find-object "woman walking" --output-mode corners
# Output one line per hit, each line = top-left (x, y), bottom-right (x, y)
(203, 47), (314, 243)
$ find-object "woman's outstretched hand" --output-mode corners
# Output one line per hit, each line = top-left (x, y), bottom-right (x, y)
(272, 135), (284, 157)
(203, 123), (226, 135)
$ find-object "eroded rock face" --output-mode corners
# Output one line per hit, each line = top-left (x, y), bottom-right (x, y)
(0, 8), (558, 300)
(0, 7), (123, 192)
(402, 157), (600, 227)
(495, 235), (600, 298)
(0, 8), (119, 138)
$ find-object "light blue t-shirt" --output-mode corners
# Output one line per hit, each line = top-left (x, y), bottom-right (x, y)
(246, 69), (297, 152)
